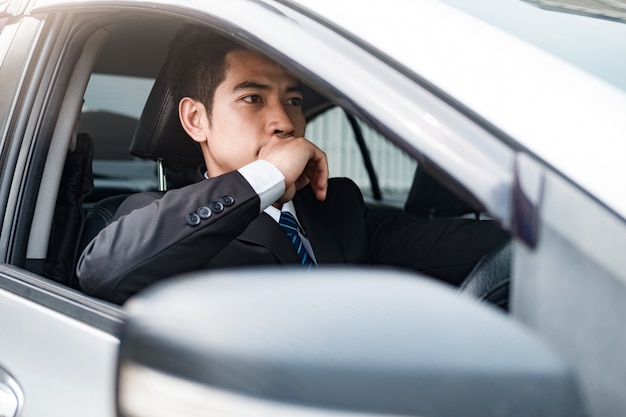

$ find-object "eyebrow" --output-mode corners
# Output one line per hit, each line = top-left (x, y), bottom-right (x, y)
(233, 81), (302, 94)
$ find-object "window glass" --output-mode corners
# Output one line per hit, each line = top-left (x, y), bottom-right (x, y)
(81, 73), (154, 160)
(80, 73), (157, 195)
(83, 73), (154, 119)
(307, 107), (416, 205)
(307, 107), (369, 186)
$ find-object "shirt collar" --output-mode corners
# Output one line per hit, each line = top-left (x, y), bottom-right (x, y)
(265, 200), (297, 224)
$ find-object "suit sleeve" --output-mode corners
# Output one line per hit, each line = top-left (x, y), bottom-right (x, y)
(76, 171), (261, 304)
(366, 203), (509, 286)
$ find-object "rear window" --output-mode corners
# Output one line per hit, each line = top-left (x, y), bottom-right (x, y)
(81, 73), (154, 160)
(80, 73), (157, 199)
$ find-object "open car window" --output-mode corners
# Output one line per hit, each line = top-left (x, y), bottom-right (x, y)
(80, 73), (158, 204)
(307, 106), (416, 207)
(12, 7), (510, 309)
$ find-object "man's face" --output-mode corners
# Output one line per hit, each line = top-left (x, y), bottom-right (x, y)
(201, 49), (306, 177)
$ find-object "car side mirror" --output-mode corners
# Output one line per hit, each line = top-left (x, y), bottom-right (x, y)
(117, 267), (587, 417)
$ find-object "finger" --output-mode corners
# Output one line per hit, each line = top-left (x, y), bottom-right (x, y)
(295, 174), (310, 191)
(304, 147), (328, 201)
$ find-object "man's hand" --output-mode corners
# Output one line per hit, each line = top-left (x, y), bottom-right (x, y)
(258, 137), (328, 203)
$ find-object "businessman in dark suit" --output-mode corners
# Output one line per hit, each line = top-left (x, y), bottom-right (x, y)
(77, 25), (508, 305)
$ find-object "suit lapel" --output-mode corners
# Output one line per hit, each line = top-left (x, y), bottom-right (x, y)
(294, 188), (346, 264)
(236, 212), (300, 264)
(236, 188), (346, 265)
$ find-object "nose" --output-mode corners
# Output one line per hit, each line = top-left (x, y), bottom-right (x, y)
(267, 102), (296, 138)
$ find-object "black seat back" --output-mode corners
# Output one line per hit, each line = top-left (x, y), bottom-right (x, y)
(77, 194), (130, 264)
(45, 133), (94, 288)
(78, 56), (203, 265)
(405, 167), (477, 218)
(129, 57), (204, 173)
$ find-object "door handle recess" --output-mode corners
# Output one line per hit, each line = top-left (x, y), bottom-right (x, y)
(0, 367), (23, 417)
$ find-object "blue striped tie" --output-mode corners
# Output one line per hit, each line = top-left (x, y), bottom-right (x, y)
(279, 211), (315, 269)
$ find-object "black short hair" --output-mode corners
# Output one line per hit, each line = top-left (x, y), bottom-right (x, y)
(166, 24), (243, 123)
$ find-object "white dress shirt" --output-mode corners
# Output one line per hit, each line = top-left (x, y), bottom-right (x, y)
(237, 160), (318, 263)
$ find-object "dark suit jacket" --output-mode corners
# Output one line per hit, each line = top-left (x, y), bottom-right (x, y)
(77, 171), (508, 304)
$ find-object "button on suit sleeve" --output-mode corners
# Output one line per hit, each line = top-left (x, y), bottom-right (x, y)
(77, 171), (260, 304)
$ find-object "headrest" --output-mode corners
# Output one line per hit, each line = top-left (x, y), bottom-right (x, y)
(404, 167), (476, 217)
(130, 60), (204, 171)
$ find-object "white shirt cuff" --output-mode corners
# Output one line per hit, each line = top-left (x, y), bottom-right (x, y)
(238, 160), (285, 212)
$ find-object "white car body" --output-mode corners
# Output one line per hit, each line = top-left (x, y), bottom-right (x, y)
(0, 0), (624, 416)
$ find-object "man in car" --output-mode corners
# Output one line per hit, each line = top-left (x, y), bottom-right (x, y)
(76, 25), (508, 305)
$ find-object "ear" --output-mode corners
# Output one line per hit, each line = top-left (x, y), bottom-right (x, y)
(179, 97), (209, 143)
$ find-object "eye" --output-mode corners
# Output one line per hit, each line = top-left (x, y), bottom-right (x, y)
(287, 97), (302, 107)
(242, 95), (262, 103)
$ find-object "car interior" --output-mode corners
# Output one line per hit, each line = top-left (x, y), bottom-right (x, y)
(5, 6), (625, 416)
(21, 13), (510, 309)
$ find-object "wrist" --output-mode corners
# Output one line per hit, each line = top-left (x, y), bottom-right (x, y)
(238, 160), (285, 211)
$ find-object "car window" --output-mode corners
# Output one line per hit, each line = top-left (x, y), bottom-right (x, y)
(307, 106), (416, 206)
(83, 73), (153, 133)
(80, 73), (158, 201)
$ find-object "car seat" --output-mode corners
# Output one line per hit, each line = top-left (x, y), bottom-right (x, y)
(404, 166), (478, 218)
(77, 57), (203, 261)
(45, 132), (95, 289)
(128, 57), (204, 189)
(78, 56), (512, 310)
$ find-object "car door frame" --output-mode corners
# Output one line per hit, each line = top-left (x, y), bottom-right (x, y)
(19, 0), (521, 283)
(0, 9), (124, 417)
(5, 0), (523, 292)
(0, 1), (543, 415)
(10, 3), (626, 417)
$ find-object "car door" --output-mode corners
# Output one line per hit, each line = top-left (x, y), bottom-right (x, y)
(15, 0), (626, 416)
(0, 9), (123, 417)
(2, 0), (520, 412)
(293, 2), (626, 415)
(0, 3), (515, 414)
